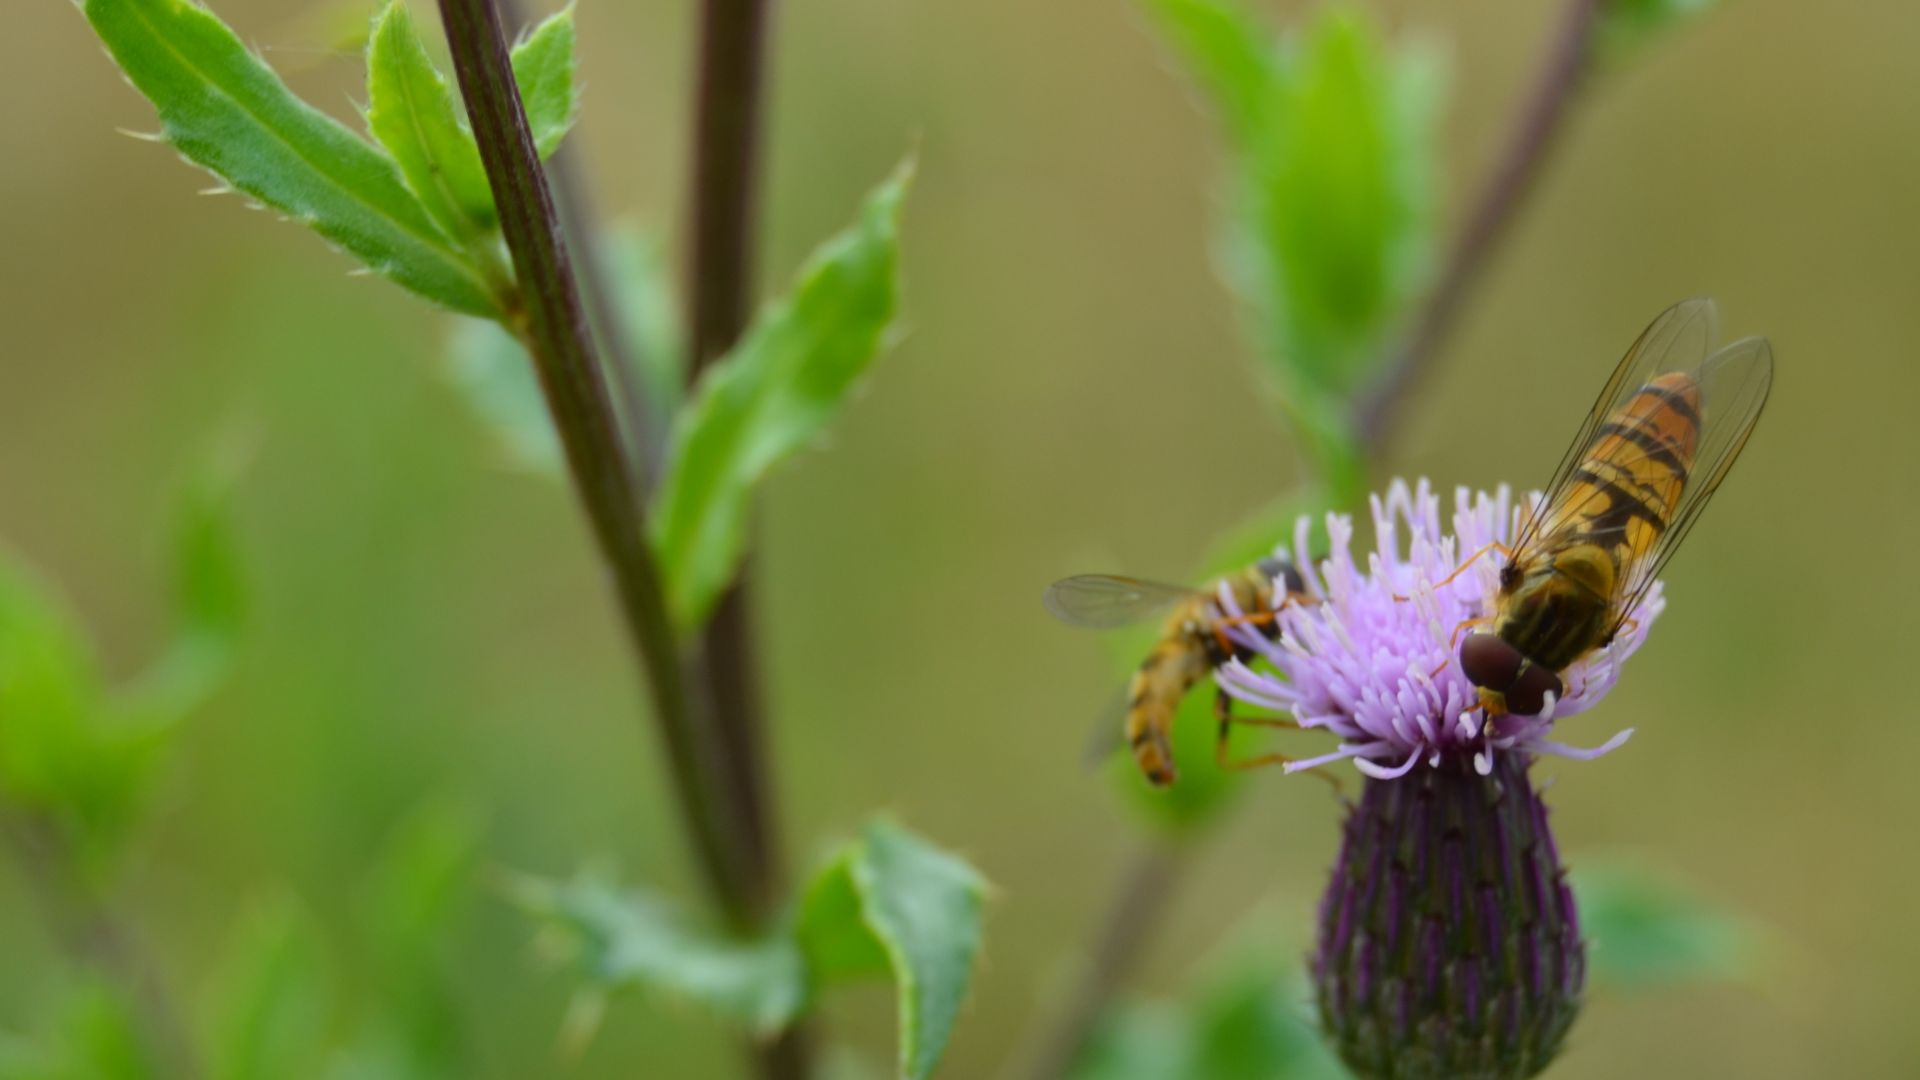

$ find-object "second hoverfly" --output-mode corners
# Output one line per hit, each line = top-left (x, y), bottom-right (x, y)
(1044, 558), (1310, 787)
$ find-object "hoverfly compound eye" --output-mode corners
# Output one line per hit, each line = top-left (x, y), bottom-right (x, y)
(1459, 632), (1523, 691)
(1504, 663), (1565, 717)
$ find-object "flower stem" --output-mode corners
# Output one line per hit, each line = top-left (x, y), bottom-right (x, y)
(684, 1), (810, 1076)
(1010, 840), (1187, 1080)
(1355, 0), (1604, 449)
(434, 0), (757, 927)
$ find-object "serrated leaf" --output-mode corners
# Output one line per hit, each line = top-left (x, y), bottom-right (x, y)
(511, 872), (808, 1035)
(211, 897), (332, 1080)
(80, 0), (498, 316)
(367, 0), (496, 239)
(651, 159), (913, 631)
(510, 6), (579, 158)
(1574, 860), (1760, 990)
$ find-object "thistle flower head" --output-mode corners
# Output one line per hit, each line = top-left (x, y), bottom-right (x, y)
(1215, 479), (1660, 780)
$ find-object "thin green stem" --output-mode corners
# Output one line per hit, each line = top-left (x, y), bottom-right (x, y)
(434, 0), (757, 928)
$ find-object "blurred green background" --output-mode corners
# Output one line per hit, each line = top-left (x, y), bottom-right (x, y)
(7, 0), (1919, 1075)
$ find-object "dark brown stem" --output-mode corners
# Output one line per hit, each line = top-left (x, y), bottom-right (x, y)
(4, 813), (199, 1079)
(684, 2), (801, 1076)
(1012, 842), (1187, 1080)
(684, 0), (787, 926)
(1354, 0), (1604, 450)
(435, 0), (757, 928)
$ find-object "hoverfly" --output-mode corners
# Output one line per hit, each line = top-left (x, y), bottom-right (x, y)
(1044, 558), (1311, 786)
(1456, 298), (1773, 716)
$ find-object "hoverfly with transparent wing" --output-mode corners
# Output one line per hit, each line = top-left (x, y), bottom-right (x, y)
(1044, 559), (1313, 786)
(1454, 298), (1774, 717)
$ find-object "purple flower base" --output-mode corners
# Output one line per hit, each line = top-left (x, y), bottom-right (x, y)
(1313, 752), (1583, 1079)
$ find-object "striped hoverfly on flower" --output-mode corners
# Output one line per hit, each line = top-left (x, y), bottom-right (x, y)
(1043, 558), (1314, 787)
(1454, 298), (1774, 717)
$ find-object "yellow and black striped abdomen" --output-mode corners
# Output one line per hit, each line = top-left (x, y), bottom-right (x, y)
(1556, 372), (1702, 566)
(1123, 616), (1214, 786)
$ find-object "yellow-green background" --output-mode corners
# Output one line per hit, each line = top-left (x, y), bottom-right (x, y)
(6, 0), (1916, 1075)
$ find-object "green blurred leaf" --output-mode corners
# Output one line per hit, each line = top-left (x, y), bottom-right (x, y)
(1574, 860), (1760, 990)
(1075, 939), (1342, 1080)
(79, 0), (498, 316)
(367, 0), (496, 240)
(511, 871), (808, 1035)
(650, 158), (913, 631)
(0, 984), (159, 1080)
(446, 227), (684, 476)
(1599, 0), (1716, 62)
(211, 897), (332, 1080)
(510, 5), (579, 159)
(804, 819), (988, 1080)
(0, 557), (102, 810)
(1146, 2), (1436, 485)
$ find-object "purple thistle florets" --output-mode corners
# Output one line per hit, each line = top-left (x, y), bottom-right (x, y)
(1215, 479), (1664, 1080)
(1214, 478), (1659, 780)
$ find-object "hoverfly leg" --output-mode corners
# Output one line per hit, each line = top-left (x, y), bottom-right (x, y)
(1212, 691), (1342, 793)
(1393, 541), (1513, 602)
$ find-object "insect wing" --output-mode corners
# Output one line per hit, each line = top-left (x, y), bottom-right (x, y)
(1512, 298), (1722, 558)
(1042, 574), (1203, 629)
(1605, 334), (1773, 633)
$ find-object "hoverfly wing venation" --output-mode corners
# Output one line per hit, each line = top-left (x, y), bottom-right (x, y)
(1042, 574), (1202, 629)
(1515, 298), (1723, 557)
(1606, 334), (1774, 632)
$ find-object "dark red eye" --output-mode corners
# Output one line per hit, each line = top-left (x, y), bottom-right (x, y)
(1459, 633), (1523, 691)
(1503, 663), (1565, 716)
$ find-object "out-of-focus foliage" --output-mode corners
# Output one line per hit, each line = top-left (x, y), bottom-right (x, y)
(1143, 0), (1439, 503)
(1072, 938), (1344, 1080)
(518, 818), (985, 1079)
(1574, 860), (1761, 990)
(1598, 0), (1717, 62)
(0, 458), (243, 868)
(446, 226), (683, 475)
(650, 160), (914, 633)
(0, 984), (156, 1080)
(209, 897), (332, 1080)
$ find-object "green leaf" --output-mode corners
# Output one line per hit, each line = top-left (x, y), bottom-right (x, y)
(1146, 1), (1437, 480)
(366, 0), (496, 240)
(211, 897), (332, 1080)
(1599, 0), (1716, 62)
(445, 320), (563, 473)
(1574, 860), (1761, 990)
(510, 5), (579, 159)
(446, 227), (683, 476)
(0, 557), (102, 810)
(0, 984), (159, 1080)
(651, 159), (913, 631)
(510, 871), (809, 1035)
(80, 0), (498, 316)
(848, 820), (987, 1080)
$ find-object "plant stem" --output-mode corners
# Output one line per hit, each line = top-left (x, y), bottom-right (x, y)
(1354, 0), (1603, 448)
(1011, 3), (1606, 1074)
(684, 1), (806, 1077)
(1011, 841), (1187, 1080)
(435, 0), (757, 928)
(3, 813), (198, 1080)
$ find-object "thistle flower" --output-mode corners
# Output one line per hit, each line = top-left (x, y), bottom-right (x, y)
(1214, 480), (1663, 1079)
